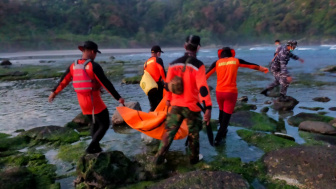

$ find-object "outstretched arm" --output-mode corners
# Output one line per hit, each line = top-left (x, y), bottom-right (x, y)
(205, 61), (217, 79)
(238, 59), (268, 73)
(49, 65), (72, 102)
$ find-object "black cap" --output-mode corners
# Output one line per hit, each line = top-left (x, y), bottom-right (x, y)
(275, 39), (280, 43)
(151, 45), (164, 53)
(78, 41), (101, 53)
(186, 35), (201, 46)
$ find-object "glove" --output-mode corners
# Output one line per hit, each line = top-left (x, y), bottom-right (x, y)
(259, 66), (269, 73)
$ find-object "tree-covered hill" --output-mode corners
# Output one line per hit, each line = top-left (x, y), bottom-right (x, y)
(1, 0), (336, 52)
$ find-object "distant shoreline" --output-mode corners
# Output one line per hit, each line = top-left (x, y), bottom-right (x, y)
(0, 47), (185, 60)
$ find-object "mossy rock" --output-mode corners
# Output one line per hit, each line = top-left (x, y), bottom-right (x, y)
(0, 135), (30, 152)
(299, 131), (336, 146)
(75, 151), (148, 188)
(149, 170), (250, 189)
(19, 126), (80, 145)
(237, 130), (298, 153)
(122, 75), (142, 84)
(57, 142), (87, 163)
(0, 167), (35, 189)
(230, 111), (278, 132)
(0, 152), (57, 189)
(234, 102), (257, 112)
(287, 112), (334, 127)
(298, 106), (324, 111)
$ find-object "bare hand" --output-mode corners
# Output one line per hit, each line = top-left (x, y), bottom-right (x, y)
(287, 76), (293, 83)
(118, 98), (125, 106)
(48, 92), (56, 103)
(166, 100), (171, 107)
(203, 109), (211, 126)
(259, 66), (269, 73)
(299, 58), (304, 63)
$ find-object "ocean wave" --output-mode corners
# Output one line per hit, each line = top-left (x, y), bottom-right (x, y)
(330, 45), (336, 50)
(297, 47), (317, 51)
(249, 47), (273, 51)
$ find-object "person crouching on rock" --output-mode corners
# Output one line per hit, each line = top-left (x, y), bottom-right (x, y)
(48, 41), (125, 154)
(206, 47), (269, 146)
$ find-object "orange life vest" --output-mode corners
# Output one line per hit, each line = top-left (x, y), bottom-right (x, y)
(72, 59), (99, 93)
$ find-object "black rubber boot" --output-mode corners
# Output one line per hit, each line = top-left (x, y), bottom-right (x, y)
(260, 88), (269, 96)
(214, 111), (231, 146)
(278, 94), (289, 102)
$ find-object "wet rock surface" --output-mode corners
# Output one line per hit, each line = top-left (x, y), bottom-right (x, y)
(299, 121), (336, 135)
(312, 96), (331, 102)
(263, 145), (336, 189)
(230, 111), (279, 132)
(19, 125), (80, 144)
(272, 96), (299, 111)
(0, 167), (35, 189)
(150, 170), (250, 189)
(288, 112), (334, 126)
(75, 151), (148, 188)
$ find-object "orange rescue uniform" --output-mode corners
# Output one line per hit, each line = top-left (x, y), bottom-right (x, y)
(206, 57), (260, 93)
(166, 53), (212, 112)
(52, 59), (121, 115)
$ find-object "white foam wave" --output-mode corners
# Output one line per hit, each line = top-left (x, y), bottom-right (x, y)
(249, 47), (273, 51)
(297, 47), (316, 51)
(330, 45), (336, 50)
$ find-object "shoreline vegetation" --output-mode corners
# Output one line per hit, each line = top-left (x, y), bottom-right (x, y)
(1, 0), (336, 52)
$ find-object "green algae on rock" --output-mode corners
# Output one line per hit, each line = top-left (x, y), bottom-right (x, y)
(230, 111), (279, 132)
(287, 112), (334, 127)
(237, 129), (298, 153)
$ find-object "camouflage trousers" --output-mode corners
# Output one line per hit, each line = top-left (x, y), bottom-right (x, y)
(267, 71), (290, 96)
(155, 106), (202, 164)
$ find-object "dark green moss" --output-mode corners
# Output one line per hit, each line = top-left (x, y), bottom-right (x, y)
(57, 142), (87, 163)
(122, 75), (142, 84)
(287, 112), (334, 126)
(236, 129), (298, 153)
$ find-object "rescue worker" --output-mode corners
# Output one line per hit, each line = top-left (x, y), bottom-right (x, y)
(48, 41), (125, 154)
(154, 35), (212, 165)
(206, 47), (269, 146)
(144, 45), (166, 111)
(261, 40), (304, 101)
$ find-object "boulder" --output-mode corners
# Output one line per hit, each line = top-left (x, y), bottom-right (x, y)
(263, 145), (336, 189)
(0, 59), (12, 66)
(112, 101), (142, 126)
(298, 106), (324, 111)
(320, 65), (336, 73)
(260, 107), (269, 113)
(329, 107), (336, 111)
(150, 170), (250, 189)
(312, 97), (331, 102)
(230, 111), (278, 132)
(329, 119), (336, 128)
(288, 112), (334, 126)
(237, 96), (248, 103)
(75, 151), (148, 188)
(299, 121), (336, 135)
(0, 167), (35, 189)
(19, 125), (80, 144)
(272, 96), (298, 111)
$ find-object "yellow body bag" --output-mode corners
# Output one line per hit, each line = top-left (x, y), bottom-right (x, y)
(140, 70), (158, 95)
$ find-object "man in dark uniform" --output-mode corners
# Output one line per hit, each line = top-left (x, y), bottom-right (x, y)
(261, 40), (304, 101)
